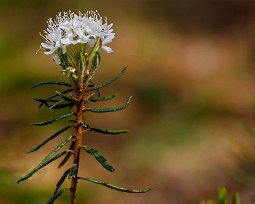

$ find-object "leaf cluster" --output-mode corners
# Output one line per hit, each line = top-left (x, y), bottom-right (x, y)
(18, 65), (151, 203)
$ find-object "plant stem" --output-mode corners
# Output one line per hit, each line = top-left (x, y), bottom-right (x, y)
(70, 86), (85, 204)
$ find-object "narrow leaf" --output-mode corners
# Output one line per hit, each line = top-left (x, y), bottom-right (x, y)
(55, 169), (70, 194)
(28, 126), (70, 153)
(49, 99), (65, 109)
(86, 96), (132, 113)
(89, 66), (128, 91)
(89, 51), (101, 77)
(41, 135), (73, 163)
(90, 127), (128, 135)
(87, 81), (101, 97)
(88, 38), (102, 64)
(48, 89), (73, 100)
(81, 177), (152, 193)
(31, 81), (72, 89)
(58, 141), (75, 168)
(82, 122), (127, 134)
(18, 136), (72, 184)
(92, 51), (101, 68)
(78, 51), (86, 73)
(33, 98), (59, 103)
(31, 112), (73, 126)
(68, 164), (78, 179)
(38, 89), (73, 108)
(47, 188), (67, 204)
(59, 50), (69, 69)
(49, 99), (75, 110)
(56, 91), (77, 102)
(39, 102), (48, 108)
(83, 146), (115, 172)
(82, 121), (89, 129)
(90, 93), (117, 102)
(50, 102), (75, 110)
(17, 151), (67, 184)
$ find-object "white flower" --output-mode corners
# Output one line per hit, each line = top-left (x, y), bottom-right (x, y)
(52, 55), (61, 65)
(40, 11), (115, 55)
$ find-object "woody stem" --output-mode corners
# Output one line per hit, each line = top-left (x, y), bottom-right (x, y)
(70, 86), (85, 204)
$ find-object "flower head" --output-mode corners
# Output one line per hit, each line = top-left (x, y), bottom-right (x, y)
(40, 11), (115, 55)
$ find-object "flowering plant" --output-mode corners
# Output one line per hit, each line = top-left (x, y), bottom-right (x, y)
(17, 11), (150, 204)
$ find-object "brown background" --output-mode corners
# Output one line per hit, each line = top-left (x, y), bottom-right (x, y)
(1, 0), (255, 203)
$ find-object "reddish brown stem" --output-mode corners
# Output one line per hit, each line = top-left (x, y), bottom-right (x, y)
(70, 87), (85, 204)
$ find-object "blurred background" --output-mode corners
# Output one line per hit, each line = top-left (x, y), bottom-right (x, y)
(1, 0), (255, 203)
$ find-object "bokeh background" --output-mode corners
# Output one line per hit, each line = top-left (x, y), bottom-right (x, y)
(1, 0), (255, 203)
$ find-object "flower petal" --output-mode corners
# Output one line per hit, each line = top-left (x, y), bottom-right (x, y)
(102, 46), (113, 53)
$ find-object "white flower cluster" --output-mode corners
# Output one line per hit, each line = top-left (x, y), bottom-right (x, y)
(40, 11), (115, 55)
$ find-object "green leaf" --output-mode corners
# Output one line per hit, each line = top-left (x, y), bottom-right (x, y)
(90, 93), (117, 102)
(86, 80), (101, 97)
(31, 112), (73, 126)
(69, 119), (76, 123)
(88, 37), (102, 64)
(218, 186), (227, 204)
(90, 51), (101, 76)
(28, 126), (70, 153)
(47, 89), (73, 100)
(49, 99), (65, 109)
(38, 89), (73, 108)
(54, 169), (70, 194)
(81, 177), (152, 193)
(58, 141), (75, 168)
(78, 51), (86, 73)
(18, 136), (72, 184)
(31, 81), (72, 89)
(58, 49), (69, 69)
(17, 151), (67, 184)
(56, 91), (77, 102)
(232, 193), (240, 204)
(68, 164), (78, 179)
(82, 121), (89, 129)
(90, 127), (128, 135)
(50, 101), (75, 110)
(83, 146), (115, 172)
(86, 96), (132, 113)
(90, 66), (128, 91)
(49, 98), (75, 110)
(47, 188), (67, 204)
(33, 98), (59, 103)
(41, 135), (73, 163)
(82, 122), (128, 134)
